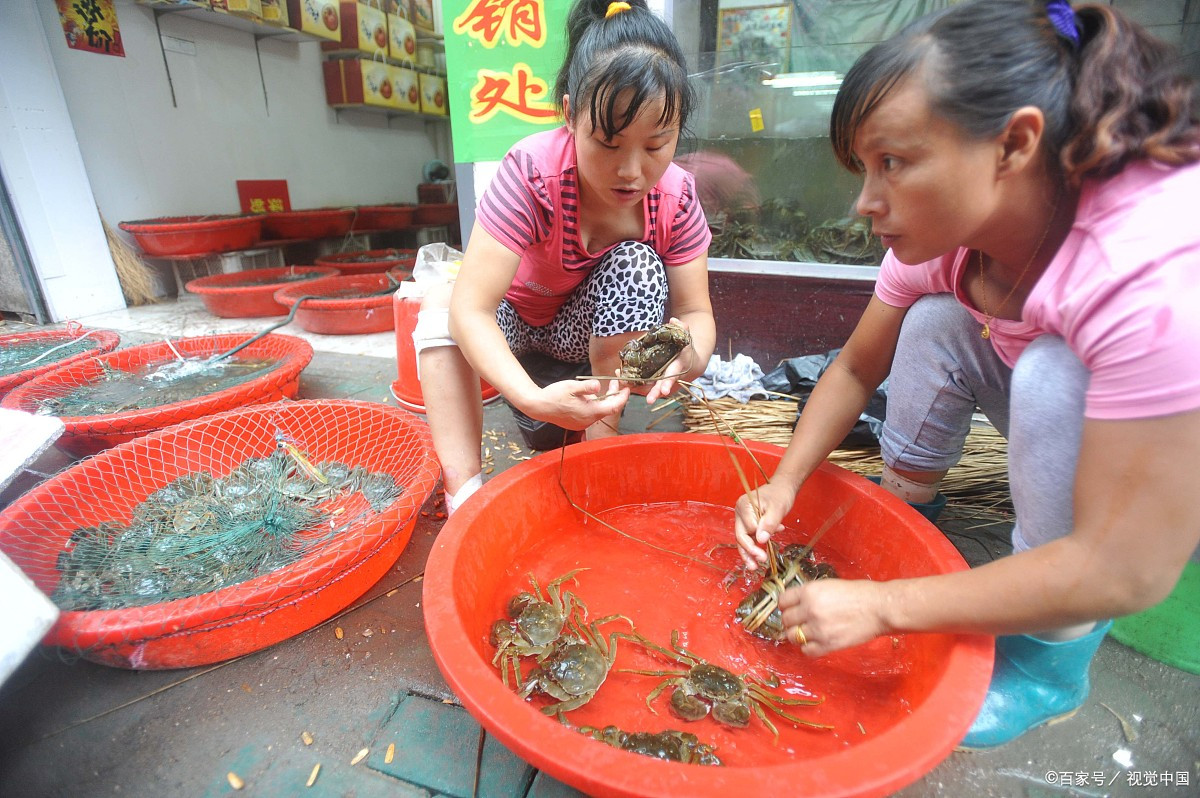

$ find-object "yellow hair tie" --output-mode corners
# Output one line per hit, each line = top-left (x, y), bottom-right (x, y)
(606, 1), (632, 19)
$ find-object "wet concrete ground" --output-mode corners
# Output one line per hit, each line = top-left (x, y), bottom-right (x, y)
(0, 310), (1196, 797)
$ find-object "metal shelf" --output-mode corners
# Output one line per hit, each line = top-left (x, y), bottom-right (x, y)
(137, 2), (331, 43)
(331, 104), (450, 123)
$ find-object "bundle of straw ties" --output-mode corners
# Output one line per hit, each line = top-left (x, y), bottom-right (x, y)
(672, 395), (1012, 518)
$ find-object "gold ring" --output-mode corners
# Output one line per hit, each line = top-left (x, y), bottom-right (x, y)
(789, 625), (808, 647)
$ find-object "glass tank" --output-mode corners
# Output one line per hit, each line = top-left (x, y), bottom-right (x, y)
(670, 1), (955, 270)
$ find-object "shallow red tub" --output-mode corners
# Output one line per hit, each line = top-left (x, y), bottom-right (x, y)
(184, 266), (341, 317)
(315, 248), (417, 276)
(0, 326), (121, 400)
(0, 333), (313, 457)
(0, 399), (439, 669)
(424, 434), (992, 798)
(118, 215), (262, 257)
(273, 274), (399, 335)
(353, 204), (416, 231)
(261, 208), (356, 241)
(414, 203), (459, 226)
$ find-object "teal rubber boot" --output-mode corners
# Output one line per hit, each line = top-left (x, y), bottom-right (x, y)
(958, 620), (1113, 751)
(866, 475), (947, 523)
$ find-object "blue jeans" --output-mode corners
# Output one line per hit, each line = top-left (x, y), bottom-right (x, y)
(880, 294), (1089, 554)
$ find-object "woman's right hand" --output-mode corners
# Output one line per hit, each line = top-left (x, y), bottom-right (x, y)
(733, 480), (797, 570)
(535, 378), (630, 431)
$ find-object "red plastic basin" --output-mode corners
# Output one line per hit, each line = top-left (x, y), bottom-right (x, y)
(353, 204), (416, 231)
(0, 399), (440, 669)
(0, 326), (121, 400)
(261, 208), (356, 240)
(1, 333), (313, 457)
(315, 248), (417, 276)
(185, 266), (341, 317)
(118, 215), (263, 257)
(414, 203), (458, 226)
(424, 434), (992, 798)
(274, 274), (399, 335)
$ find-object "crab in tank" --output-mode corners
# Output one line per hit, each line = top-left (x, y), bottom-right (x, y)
(620, 630), (831, 740)
(578, 724), (723, 766)
(517, 613), (633, 720)
(618, 321), (692, 383)
(489, 569), (588, 688)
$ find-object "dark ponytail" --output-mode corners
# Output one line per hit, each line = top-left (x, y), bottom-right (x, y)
(830, 0), (1199, 184)
(554, 0), (694, 139)
(1064, 4), (1200, 179)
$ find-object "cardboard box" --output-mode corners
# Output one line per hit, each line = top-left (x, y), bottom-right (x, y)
(387, 12), (416, 64)
(418, 72), (447, 116)
(286, 0), (342, 42)
(320, 2), (388, 54)
(210, 0), (263, 18)
(260, 0), (288, 25)
(409, 0), (434, 32)
(323, 58), (394, 108)
(390, 66), (421, 112)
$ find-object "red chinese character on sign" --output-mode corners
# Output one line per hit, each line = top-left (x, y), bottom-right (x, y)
(453, 0), (545, 48)
(469, 63), (558, 123)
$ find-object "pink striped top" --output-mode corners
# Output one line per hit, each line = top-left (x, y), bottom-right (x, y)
(476, 126), (711, 326)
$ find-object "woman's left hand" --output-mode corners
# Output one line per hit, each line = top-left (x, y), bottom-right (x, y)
(778, 577), (891, 657)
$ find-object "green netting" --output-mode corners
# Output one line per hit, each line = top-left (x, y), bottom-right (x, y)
(0, 336), (105, 378)
(53, 446), (404, 610)
(33, 357), (279, 417)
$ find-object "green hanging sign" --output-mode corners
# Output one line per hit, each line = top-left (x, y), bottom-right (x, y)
(443, 0), (569, 163)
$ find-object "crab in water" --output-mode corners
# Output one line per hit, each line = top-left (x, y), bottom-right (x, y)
(618, 322), (692, 383)
(736, 544), (839, 641)
(489, 569), (587, 688)
(620, 630), (830, 740)
(579, 724), (723, 766)
(517, 613), (632, 719)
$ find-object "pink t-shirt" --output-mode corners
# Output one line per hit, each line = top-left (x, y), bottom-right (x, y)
(875, 159), (1200, 420)
(476, 126), (711, 326)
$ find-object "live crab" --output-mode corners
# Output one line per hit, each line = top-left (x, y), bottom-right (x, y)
(618, 322), (692, 383)
(620, 630), (831, 740)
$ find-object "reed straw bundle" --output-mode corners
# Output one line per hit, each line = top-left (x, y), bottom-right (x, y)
(674, 395), (1012, 513)
(102, 217), (159, 306)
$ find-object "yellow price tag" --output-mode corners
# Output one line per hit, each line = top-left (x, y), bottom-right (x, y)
(749, 108), (764, 132)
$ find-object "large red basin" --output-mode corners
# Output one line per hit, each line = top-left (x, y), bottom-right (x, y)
(424, 434), (991, 798)
(0, 400), (440, 669)
(0, 333), (313, 457)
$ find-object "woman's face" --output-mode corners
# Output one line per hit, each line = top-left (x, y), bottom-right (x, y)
(567, 91), (680, 212)
(851, 77), (1000, 265)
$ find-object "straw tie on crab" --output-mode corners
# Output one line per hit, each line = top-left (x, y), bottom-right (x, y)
(740, 498), (854, 635)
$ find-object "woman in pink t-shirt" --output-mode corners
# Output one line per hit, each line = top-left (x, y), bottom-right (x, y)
(733, 0), (1200, 749)
(417, 0), (714, 515)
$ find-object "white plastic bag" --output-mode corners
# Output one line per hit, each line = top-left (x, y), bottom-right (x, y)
(398, 242), (465, 298)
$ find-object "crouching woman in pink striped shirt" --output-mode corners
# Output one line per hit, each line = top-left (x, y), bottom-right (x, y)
(416, 0), (715, 514)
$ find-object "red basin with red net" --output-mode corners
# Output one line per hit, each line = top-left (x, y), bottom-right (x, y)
(0, 333), (313, 457)
(118, 215), (263, 257)
(184, 266), (341, 317)
(353, 204), (416, 231)
(315, 248), (417, 277)
(423, 434), (992, 798)
(262, 208), (355, 241)
(0, 399), (440, 669)
(0, 326), (121, 399)
(273, 274), (399, 335)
